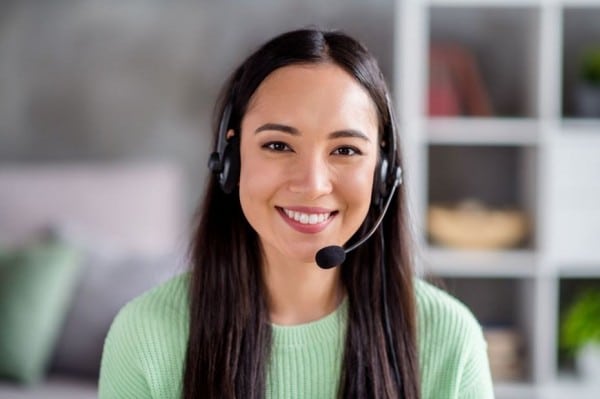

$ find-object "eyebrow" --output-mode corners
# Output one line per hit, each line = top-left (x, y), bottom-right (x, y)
(254, 123), (371, 142)
(255, 123), (299, 135)
(328, 129), (371, 142)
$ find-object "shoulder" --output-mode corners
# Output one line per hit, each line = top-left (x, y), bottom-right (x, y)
(414, 278), (494, 398)
(120, 271), (190, 322)
(414, 277), (484, 352)
(99, 273), (190, 398)
(105, 271), (190, 351)
(414, 278), (480, 336)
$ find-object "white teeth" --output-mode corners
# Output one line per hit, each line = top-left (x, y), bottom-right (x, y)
(283, 208), (332, 225)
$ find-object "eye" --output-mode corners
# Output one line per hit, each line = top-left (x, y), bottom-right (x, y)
(262, 141), (292, 152)
(332, 146), (362, 156)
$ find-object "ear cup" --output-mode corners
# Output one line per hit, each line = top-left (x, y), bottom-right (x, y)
(379, 156), (389, 200)
(219, 135), (240, 194)
(372, 154), (389, 207)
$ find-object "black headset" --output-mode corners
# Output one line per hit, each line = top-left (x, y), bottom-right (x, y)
(207, 101), (240, 194)
(208, 91), (402, 206)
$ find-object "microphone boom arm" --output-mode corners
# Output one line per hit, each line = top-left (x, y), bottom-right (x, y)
(345, 168), (401, 253)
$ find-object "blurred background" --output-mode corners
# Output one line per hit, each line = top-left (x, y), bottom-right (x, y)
(0, 1), (599, 398)
(0, 0), (394, 208)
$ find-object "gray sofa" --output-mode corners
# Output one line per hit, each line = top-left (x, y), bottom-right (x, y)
(0, 240), (182, 399)
(0, 163), (186, 398)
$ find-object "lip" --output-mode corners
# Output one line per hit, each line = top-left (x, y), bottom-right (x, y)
(276, 206), (337, 234)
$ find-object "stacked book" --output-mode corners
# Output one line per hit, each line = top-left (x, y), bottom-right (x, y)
(484, 327), (524, 381)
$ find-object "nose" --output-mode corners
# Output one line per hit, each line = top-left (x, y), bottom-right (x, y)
(287, 153), (333, 199)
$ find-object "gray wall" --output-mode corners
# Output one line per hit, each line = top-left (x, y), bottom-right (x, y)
(0, 1), (394, 214)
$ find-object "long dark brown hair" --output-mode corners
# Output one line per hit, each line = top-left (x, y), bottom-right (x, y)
(184, 28), (419, 399)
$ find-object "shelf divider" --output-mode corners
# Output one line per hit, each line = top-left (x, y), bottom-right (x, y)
(422, 246), (538, 277)
(426, 117), (540, 146)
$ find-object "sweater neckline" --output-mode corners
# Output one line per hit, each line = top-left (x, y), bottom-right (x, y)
(270, 297), (348, 348)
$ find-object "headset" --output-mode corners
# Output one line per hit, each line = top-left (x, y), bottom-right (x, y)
(208, 93), (401, 206)
(208, 101), (239, 194)
(207, 82), (404, 395)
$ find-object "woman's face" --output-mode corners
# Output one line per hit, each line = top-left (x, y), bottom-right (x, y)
(238, 63), (379, 265)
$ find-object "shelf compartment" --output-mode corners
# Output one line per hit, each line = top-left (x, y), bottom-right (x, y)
(547, 138), (600, 265)
(427, 6), (540, 117)
(556, 278), (600, 378)
(561, 7), (600, 119)
(426, 117), (539, 145)
(429, 277), (536, 383)
(427, 145), (538, 250)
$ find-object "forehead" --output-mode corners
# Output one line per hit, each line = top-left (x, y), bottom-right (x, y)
(243, 63), (379, 137)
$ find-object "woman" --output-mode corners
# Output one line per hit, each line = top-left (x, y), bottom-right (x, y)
(99, 28), (494, 399)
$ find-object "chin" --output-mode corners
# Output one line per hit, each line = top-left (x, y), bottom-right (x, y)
(282, 245), (323, 265)
(294, 252), (320, 265)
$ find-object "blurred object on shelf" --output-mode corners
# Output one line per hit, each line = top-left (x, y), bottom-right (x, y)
(428, 42), (494, 117)
(576, 344), (600, 383)
(561, 289), (600, 382)
(574, 46), (600, 118)
(427, 199), (529, 250)
(484, 327), (525, 382)
(428, 46), (462, 116)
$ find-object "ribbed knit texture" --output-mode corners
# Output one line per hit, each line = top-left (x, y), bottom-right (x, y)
(99, 274), (494, 399)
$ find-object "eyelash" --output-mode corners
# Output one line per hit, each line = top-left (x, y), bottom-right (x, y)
(261, 142), (363, 156)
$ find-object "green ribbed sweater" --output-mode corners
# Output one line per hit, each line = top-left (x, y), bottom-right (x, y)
(99, 274), (494, 398)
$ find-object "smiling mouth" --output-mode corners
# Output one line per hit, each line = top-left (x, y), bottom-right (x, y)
(277, 207), (338, 225)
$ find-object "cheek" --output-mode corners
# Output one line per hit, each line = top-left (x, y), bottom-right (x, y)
(333, 166), (375, 244)
(339, 162), (377, 213)
(238, 149), (280, 221)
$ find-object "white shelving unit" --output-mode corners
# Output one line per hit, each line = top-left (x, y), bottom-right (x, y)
(395, 0), (600, 398)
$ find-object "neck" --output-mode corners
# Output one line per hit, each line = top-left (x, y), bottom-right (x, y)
(262, 254), (344, 326)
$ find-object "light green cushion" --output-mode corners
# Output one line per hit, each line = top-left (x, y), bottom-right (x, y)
(0, 240), (82, 385)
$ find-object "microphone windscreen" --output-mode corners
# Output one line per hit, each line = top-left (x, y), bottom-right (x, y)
(315, 246), (346, 269)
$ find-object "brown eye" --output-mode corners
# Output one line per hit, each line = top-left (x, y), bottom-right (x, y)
(332, 146), (361, 156)
(262, 142), (292, 152)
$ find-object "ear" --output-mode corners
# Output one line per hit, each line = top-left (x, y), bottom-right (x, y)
(226, 129), (235, 140)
